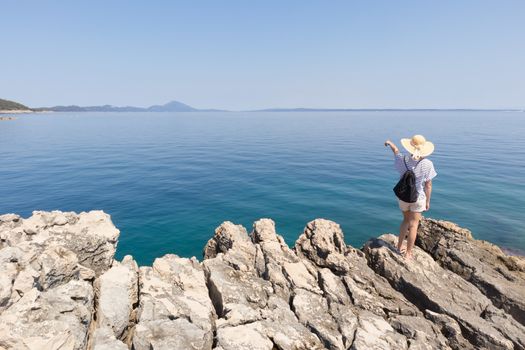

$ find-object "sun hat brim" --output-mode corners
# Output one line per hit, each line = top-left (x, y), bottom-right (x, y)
(401, 138), (435, 157)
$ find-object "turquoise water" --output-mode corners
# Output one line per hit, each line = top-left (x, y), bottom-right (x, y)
(1, 111), (524, 265)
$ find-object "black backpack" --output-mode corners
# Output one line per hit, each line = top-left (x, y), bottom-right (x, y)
(393, 156), (422, 203)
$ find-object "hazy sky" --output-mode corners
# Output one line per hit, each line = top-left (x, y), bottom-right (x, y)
(2, 1), (524, 109)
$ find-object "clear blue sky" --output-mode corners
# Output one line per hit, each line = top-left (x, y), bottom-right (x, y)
(1, 1), (524, 109)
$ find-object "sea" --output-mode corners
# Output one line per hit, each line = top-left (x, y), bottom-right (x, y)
(1, 111), (524, 265)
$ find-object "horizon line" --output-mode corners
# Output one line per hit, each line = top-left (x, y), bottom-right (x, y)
(2, 97), (524, 113)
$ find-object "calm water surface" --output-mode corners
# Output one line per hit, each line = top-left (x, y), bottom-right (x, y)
(1, 111), (524, 265)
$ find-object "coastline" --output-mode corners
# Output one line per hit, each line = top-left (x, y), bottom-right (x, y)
(502, 246), (525, 257)
(0, 210), (523, 349)
(0, 109), (33, 114)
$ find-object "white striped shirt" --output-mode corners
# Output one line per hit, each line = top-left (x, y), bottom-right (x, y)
(394, 153), (437, 201)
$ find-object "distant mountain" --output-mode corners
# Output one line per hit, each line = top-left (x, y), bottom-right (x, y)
(36, 100), (201, 112)
(147, 100), (196, 112)
(14, 98), (225, 112)
(0, 98), (32, 111)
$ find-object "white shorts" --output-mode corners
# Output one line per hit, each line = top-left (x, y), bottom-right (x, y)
(398, 198), (426, 213)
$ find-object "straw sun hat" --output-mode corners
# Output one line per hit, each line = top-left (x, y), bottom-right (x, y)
(401, 135), (434, 160)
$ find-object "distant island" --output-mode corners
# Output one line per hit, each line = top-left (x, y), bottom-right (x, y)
(1, 97), (523, 113)
(1, 98), (224, 113)
(32, 100), (224, 112)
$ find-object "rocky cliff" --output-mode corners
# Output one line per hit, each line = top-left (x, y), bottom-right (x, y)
(0, 211), (524, 350)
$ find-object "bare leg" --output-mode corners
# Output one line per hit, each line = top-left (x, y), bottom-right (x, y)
(397, 211), (410, 253)
(405, 211), (422, 260)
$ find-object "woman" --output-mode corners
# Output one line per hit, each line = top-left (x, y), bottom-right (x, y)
(384, 135), (437, 260)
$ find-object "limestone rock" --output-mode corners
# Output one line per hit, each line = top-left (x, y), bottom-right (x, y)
(424, 310), (474, 350)
(1, 211), (524, 350)
(417, 218), (525, 326)
(91, 327), (128, 350)
(295, 219), (350, 275)
(0, 211), (119, 350)
(0, 210), (119, 276)
(0, 263), (17, 311)
(249, 219), (450, 349)
(216, 323), (273, 350)
(94, 255), (139, 342)
(204, 221), (256, 271)
(364, 234), (524, 349)
(351, 311), (407, 350)
(251, 218), (302, 299)
(204, 255), (271, 326)
(204, 220), (325, 350)
(0, 280), (94, 350)
(133, 318), (210, 350)
(205, 254), (324, 350)
(294, 219), (450, 350)
(37, 245), (79, 290)
(12, 265), (39, 297)
(133, 254), (215, 350)
(292, 288), (350, 349)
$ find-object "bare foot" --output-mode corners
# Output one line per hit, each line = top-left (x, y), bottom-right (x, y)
(396, 244), (407, 255)
(404, 252), (413, 261)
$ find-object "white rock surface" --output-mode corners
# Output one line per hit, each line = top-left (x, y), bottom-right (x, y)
(0, 211), (119, 350)
(0, 280), (94, 350)
(1, 210), (523, 350)
(91, 327), (128, 350)
(94, 255), (138, 341)
(132, 254), (215, 349)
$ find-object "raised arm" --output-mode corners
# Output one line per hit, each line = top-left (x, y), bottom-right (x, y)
(384, 140), (400, 155)
(424, 180), (432, 210)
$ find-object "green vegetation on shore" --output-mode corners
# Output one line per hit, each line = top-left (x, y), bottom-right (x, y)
(0, 98), (31, 111)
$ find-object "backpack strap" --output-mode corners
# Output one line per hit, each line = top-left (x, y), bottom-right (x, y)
(403, 156), (409, 171)
(404, 156), (423, 171)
